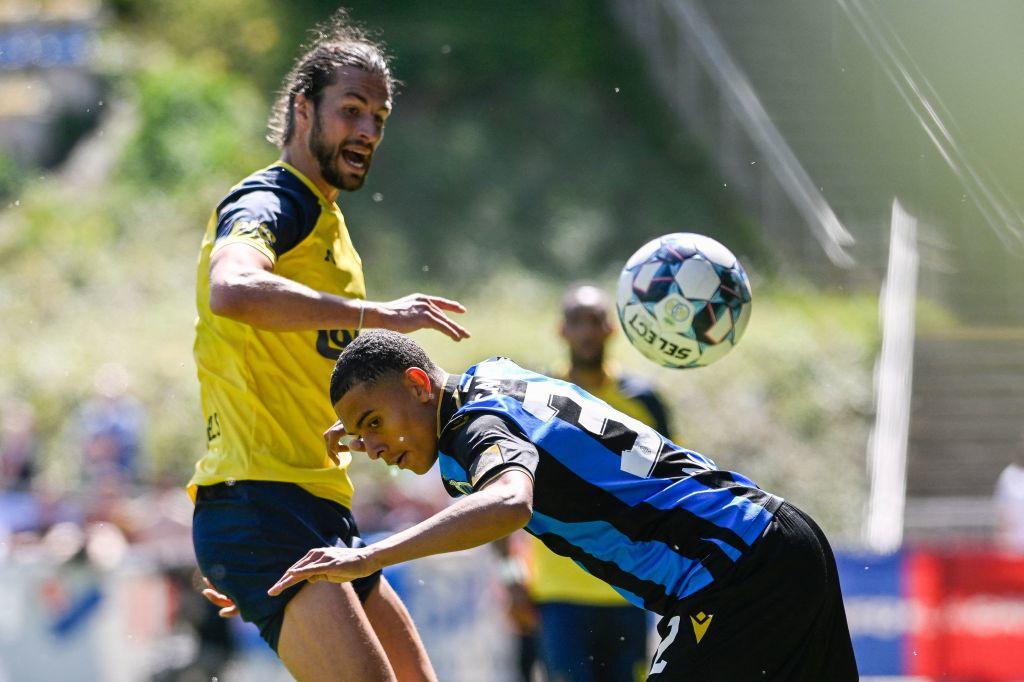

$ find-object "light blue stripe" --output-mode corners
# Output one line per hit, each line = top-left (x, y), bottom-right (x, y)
(437, 453), (469, 489)
(706, 537), (742, 562)
(528, 511), (714, 601)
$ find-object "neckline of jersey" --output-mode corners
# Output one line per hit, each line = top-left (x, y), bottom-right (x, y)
(272, 160), (337, 208)
(436, 372), (463, 438)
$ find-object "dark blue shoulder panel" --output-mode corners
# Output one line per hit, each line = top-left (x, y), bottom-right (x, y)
(214, 165), (322, 258)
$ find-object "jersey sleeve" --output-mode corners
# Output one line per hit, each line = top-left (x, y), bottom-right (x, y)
(212, 189), (309, 264)
(446, 413), (540, 491)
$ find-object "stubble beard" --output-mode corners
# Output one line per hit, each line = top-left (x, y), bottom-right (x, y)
(310, 111), (365, 192)
(570, 347), (604, 372)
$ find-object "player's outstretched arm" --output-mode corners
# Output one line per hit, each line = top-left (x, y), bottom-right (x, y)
(208, 243), (470, 340)
(268, 468), (534, 595)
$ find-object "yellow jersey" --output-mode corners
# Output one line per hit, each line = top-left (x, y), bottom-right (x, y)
(188, 161), (363, 507)
(528, 371), (672, 605)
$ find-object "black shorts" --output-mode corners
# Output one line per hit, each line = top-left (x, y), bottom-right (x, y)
(647, 502), (858, 681)
(192, 481), (382, 653)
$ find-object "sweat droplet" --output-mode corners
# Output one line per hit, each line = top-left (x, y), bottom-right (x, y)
(372, 192), (383, 202)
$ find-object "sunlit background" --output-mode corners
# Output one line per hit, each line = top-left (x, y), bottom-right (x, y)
(0, 0), (1022, 680)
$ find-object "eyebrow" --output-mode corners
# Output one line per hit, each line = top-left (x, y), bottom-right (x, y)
(341, 91), (391, 114)
(354, 409), (374, 430)
(342, 91), (369, 105)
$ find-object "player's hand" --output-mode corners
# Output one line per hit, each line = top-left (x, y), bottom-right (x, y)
(371, 293), (470, 341)
(504, 581), (538, 633)
(323, 420), (366, 465)
(201, 577), (239, 618)
(267, 546), (378, 596)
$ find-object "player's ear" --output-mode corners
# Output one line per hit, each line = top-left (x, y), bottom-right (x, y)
(403, 367), (432, 402)
(294, 93), (313, 128)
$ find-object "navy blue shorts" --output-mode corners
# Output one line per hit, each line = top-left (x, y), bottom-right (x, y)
(192, 480), (382, 653)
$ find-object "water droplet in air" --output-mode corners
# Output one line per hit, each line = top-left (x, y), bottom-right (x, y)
(372, 192), (383, 202)
(226, 478), (236, 487)
(441, 45), (452, 54)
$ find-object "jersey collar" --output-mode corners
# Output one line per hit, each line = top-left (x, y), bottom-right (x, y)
(273, 160), (336, 207)
(436, 372), (463, 438)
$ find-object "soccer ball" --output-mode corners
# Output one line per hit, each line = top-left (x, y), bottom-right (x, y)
(616, 233), (751, 368)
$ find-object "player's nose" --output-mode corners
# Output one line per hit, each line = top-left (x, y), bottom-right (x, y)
(356, 115), (381, 143)
(363, 438), (387, 460)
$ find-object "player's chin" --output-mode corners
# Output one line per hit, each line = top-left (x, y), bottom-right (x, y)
(339, 173), (367, 191)
(409, 456), (434, 476)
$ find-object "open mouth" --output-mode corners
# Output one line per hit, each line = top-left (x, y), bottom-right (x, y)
(340, 148), (369, 172)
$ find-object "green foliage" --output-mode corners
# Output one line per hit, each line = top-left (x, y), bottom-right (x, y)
(0, 151), (23, 201)
(118, 57), (272, 193)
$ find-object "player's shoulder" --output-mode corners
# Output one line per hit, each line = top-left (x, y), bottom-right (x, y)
(615, 372), (660, 400)
(216, 164), (320, 225)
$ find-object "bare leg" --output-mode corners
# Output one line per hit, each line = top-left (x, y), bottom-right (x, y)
(363, 577), (438, 682)
(277, 580), (396, 682)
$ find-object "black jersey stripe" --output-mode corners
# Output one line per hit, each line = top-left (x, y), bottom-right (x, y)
(532, 531), (675, 614)
(532, 451), (745, 582)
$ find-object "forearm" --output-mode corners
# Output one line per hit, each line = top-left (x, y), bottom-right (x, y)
(368, 484), (531, 571)
(210, 268), (365, 331)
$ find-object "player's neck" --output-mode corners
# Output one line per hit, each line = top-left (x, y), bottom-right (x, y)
(279, 147), (340, 204)
(567, 363), (608, 391)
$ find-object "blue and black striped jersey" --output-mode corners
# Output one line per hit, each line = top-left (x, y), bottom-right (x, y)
(436, 358), (783, 615)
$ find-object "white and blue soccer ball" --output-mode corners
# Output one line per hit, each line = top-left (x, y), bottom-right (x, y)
(616, 233), (752, 368)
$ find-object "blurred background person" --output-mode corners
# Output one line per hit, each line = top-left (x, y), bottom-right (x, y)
(76, 363), (144, 488)
(0, 399), (38, 492)
(506, 283), (673, 682)
(994, 431), (1024, 553)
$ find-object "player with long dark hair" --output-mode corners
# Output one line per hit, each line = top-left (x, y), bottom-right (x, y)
(190, 10), (463, 681)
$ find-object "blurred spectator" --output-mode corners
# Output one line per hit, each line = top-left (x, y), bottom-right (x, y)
(76, 363), (144, 487)
(0, 399), (38, 491)
(994, 433), (1024, 553)
(150, 568), (236, 682)
(0, 400), (45, 546)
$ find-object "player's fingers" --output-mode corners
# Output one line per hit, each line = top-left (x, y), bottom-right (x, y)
(289, 549), (323, 571)
(201, 588), (234, 608)
(424, 308), (471, 341)
(426, 313), (463, 341)
(219, 605), (239, 618)
(268, 573), (301, 595)
(423, 295), (466, 313)
(268, 565), (322, 595)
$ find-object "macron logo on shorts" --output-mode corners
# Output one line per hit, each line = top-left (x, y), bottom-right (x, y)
(691, 611), (713, 644)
